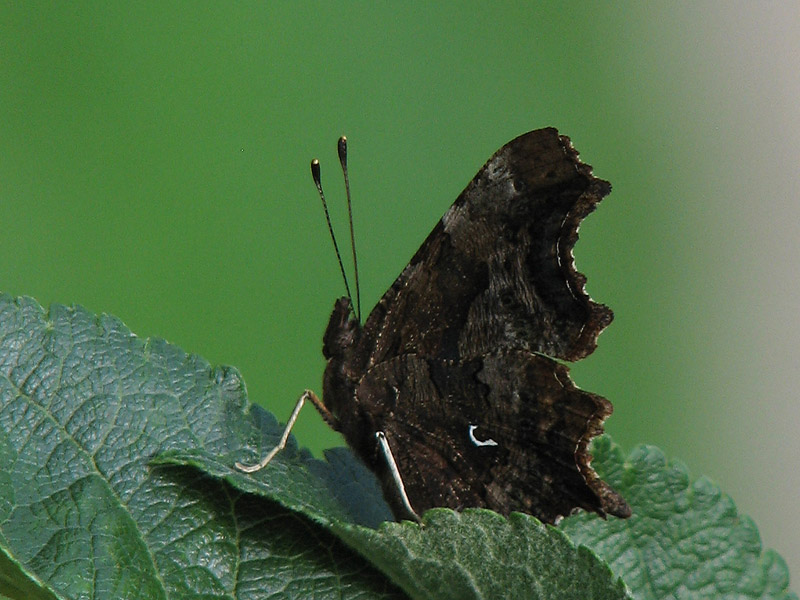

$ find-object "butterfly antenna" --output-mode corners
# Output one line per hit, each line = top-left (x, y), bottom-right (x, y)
(337, 136), (362, 322)
(311, 157), (355, 308)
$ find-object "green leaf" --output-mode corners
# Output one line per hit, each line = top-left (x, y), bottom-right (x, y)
(331, 509), (630, 600)
(0, 542), (58, 600)
(560, 437), (798, 600)
(155, 440), (393, 529)
(0, 294), (402, 599)
(161, 443), (633, 599)
(1, 292), (796, 600)
(0, 293), (631, 599)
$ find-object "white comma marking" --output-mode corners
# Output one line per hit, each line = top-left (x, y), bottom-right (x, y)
(468, 424), (499, 447)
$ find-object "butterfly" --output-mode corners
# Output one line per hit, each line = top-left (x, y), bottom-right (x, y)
(238, 128), (630, 525)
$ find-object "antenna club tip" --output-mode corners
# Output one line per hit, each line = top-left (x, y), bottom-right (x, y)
(311, 159), (321, 183)
(337, 136), (348, 166)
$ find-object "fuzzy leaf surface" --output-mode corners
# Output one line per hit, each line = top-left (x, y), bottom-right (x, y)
(0, 294), (401, 600)
(560, 438), (797, 600)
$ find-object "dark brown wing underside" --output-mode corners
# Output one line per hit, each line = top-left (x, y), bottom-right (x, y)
(355, 350), (629, 523)
(322, 128), (629, 525)
(358, 128), (612, 372)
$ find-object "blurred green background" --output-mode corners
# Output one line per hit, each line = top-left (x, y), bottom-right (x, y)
(2, 3), (798, 580)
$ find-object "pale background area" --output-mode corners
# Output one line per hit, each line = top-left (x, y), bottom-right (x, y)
(693, 4), (800, 579)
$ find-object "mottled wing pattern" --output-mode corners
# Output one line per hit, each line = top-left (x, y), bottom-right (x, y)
(359, 128), (612, 368)
(322, 128), (629, 523)
(356, 350), (628, 523)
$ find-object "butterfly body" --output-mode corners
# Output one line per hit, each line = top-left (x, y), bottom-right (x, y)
(320, 128), (630, 523)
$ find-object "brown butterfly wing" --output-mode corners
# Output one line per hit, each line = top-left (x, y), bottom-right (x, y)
(357, 127), (612, 368)
(322, 128), (629, 523)
(355, 351), (629, 523)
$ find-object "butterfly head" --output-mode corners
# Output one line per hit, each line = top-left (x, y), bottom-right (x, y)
(322, 297), (361, 361)
(321, 296), (368, 429)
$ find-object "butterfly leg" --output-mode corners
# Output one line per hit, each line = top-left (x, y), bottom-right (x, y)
(375, 431), (422, 524)
(235, 389), (336, 473)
